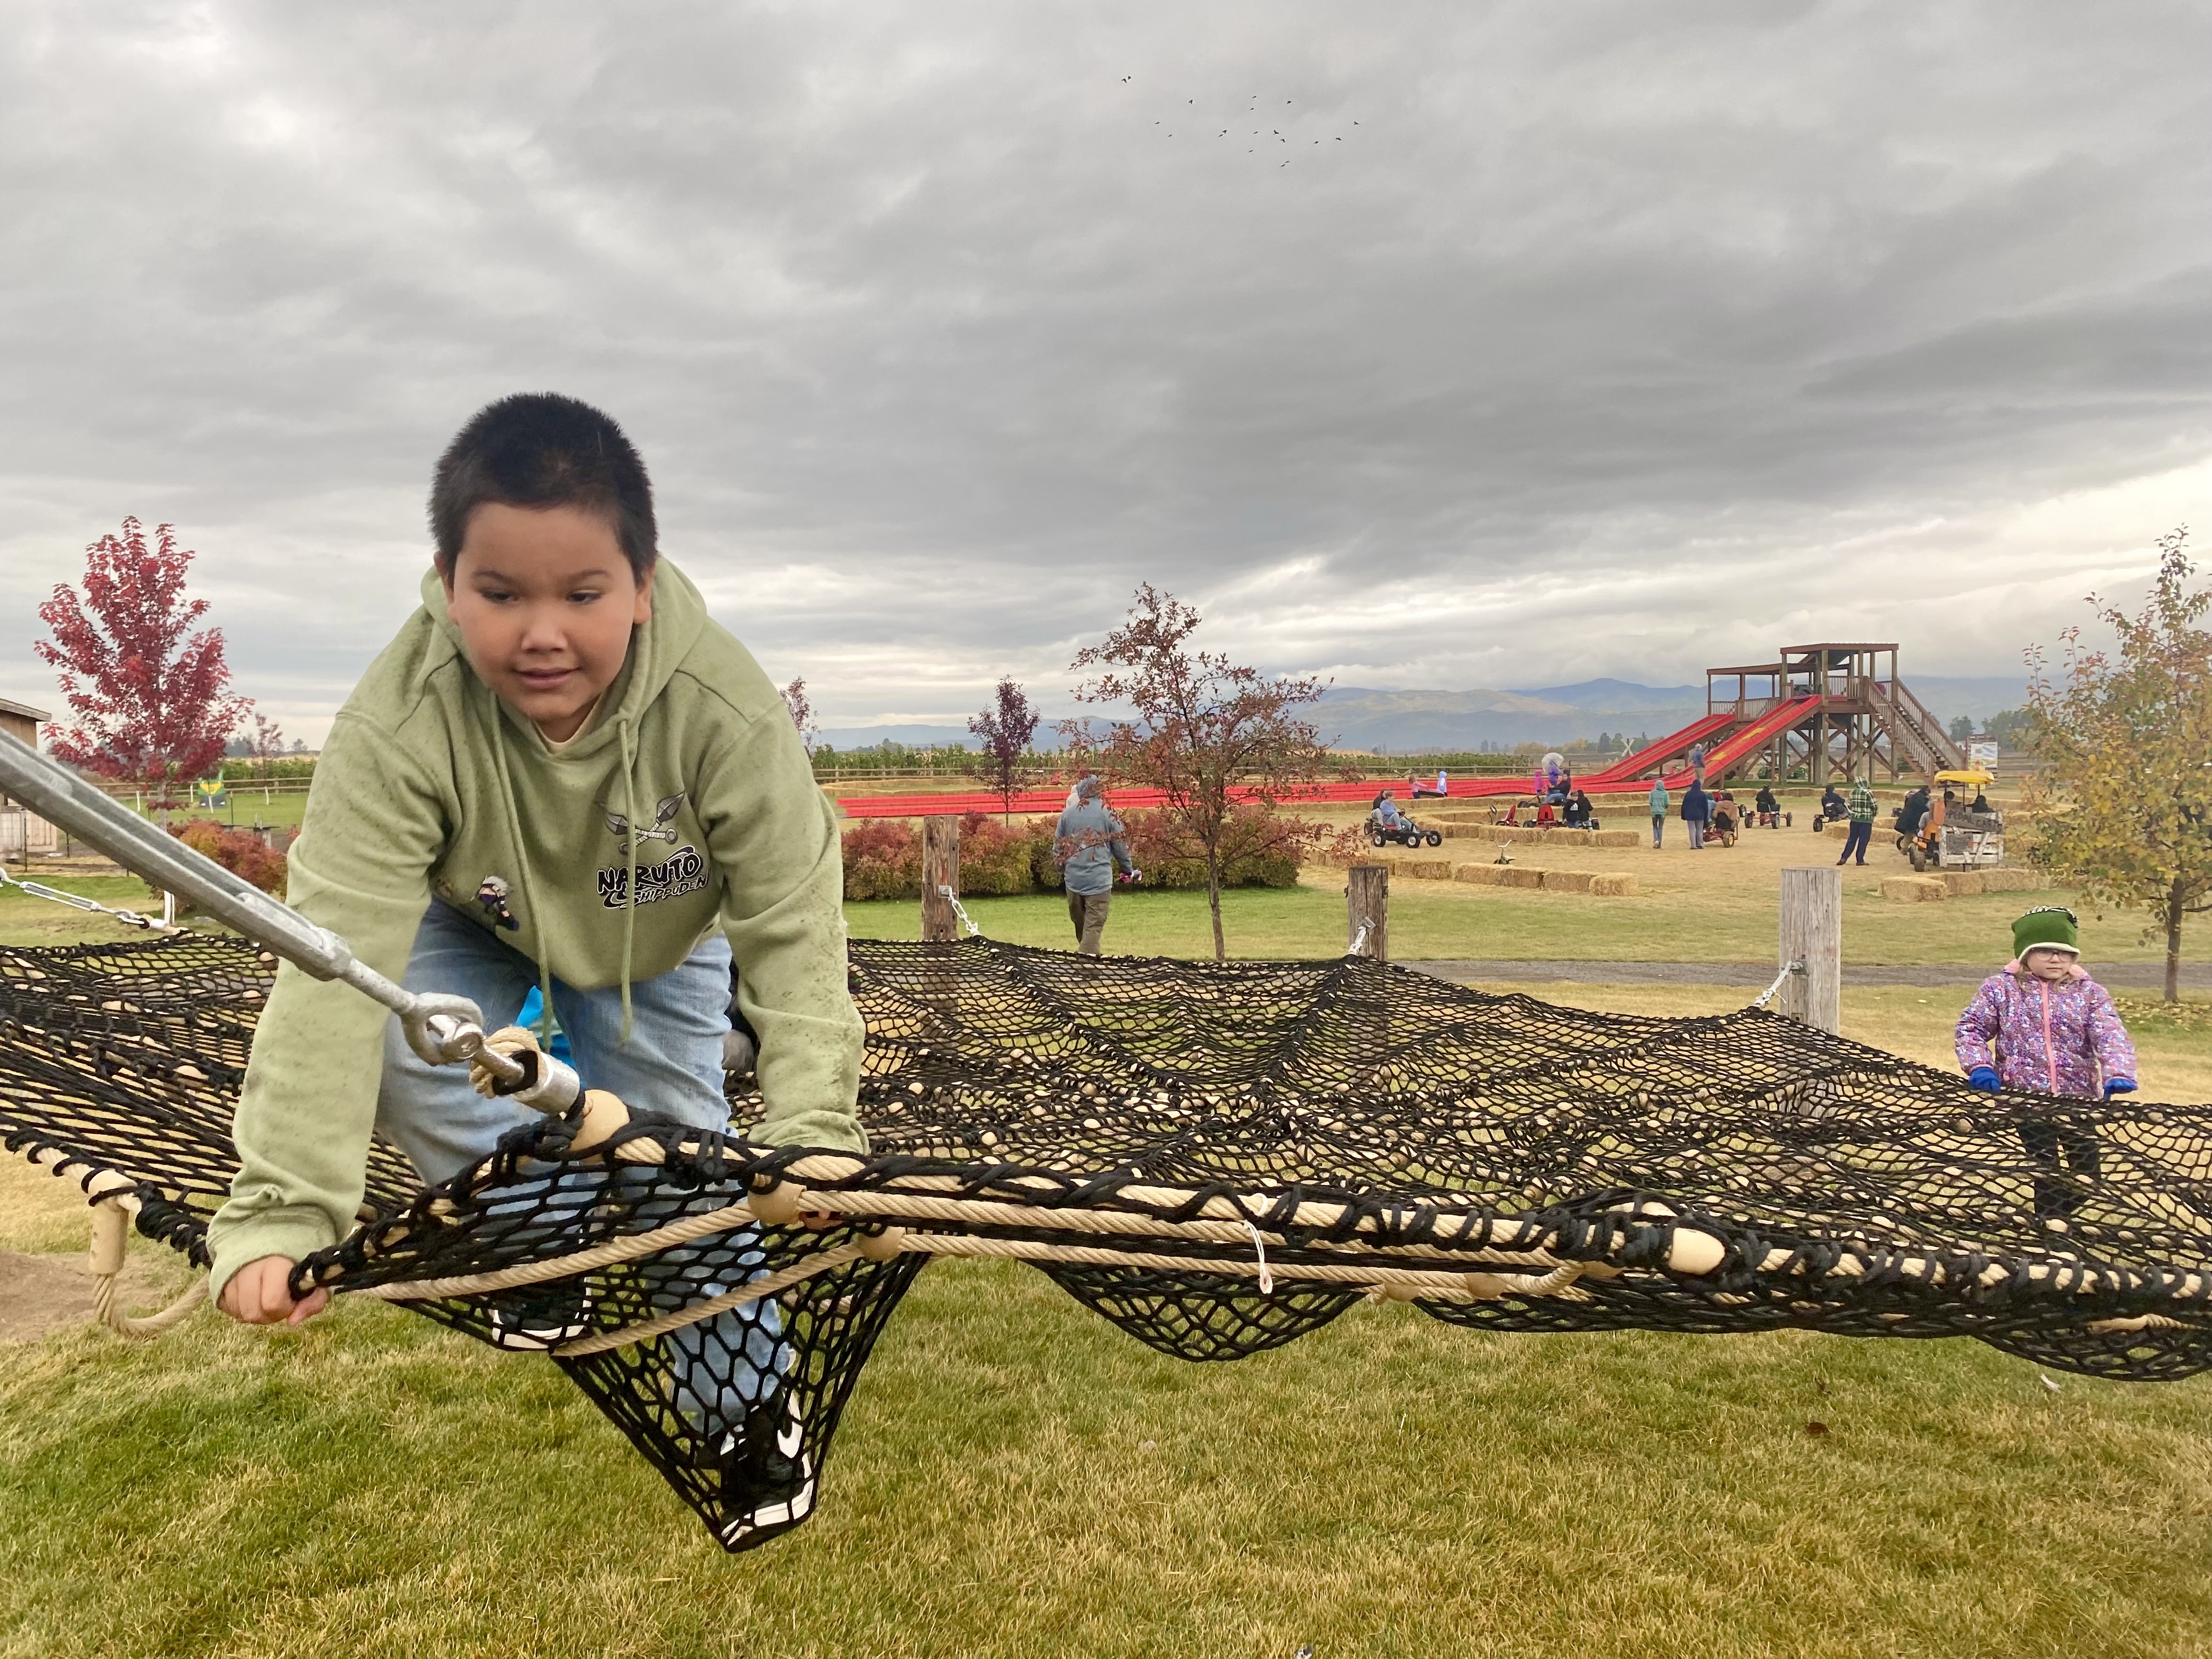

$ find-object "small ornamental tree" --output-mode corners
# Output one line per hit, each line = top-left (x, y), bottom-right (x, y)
(968, 676), (1041, 821)
(2025, 526), (2212, 1001)
(1068, 584), (1329, 961)
(781, 676), (819, 759)
(245, 712), (286, 780)
(34, 517), (251, 813)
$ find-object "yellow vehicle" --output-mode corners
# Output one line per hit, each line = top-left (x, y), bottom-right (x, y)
(1901, 767), (2002, 871)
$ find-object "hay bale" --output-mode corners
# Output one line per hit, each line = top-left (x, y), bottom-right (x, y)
(1590, 829), (1641, 848)
(1821, 820), (1850, 839)
(1496, 866), (1547, 889)
(1453, 864), (1505, 886)
(1977, 867), (2041, 893)
(1880, 876), (1948, 902)
(1401, 859), (1454, 881)
(1541, 870), (1595, 893)
(1587, 873), (1640, 896)
(1938, 871), (1986, 897)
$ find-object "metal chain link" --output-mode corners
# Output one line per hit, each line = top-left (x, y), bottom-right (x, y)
(1752, 957), (1805, 1009)
(935, 884), (983, 938)
(0, 866), (174, 932)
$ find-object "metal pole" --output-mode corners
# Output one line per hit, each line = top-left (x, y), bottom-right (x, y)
(0, 730), (558, 1099)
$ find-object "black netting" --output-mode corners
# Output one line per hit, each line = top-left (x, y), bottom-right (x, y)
(4, 932), (2211, 1552)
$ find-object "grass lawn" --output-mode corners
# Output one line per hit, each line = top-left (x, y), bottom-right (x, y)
(847, 866), (2141, 966)
(4, 1222), (2212, 1658)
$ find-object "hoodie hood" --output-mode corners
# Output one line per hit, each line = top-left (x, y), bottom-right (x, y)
(421, 561), (718, 1037)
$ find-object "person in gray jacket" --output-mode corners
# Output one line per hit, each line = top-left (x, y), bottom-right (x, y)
(1054, 775), (1138, 955)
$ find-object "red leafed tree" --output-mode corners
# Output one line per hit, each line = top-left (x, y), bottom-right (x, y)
(33, 517), (251, 808)
(968, 676), (1041, 821)
(1068, 584), (1328, 961)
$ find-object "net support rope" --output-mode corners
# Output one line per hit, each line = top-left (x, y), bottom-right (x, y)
(8, 932), (2212, 1554)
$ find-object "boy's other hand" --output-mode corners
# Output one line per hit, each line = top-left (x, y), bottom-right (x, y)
(795, 1209), (842, 1231)
(218, 1255), (331, 1325)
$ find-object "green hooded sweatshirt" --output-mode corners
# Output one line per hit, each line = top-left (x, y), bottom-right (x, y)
(204, 561), (864, 1300)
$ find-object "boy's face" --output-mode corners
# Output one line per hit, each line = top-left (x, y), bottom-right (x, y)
(443, 503), (654, 743)
(2023, 947), (2075, 981)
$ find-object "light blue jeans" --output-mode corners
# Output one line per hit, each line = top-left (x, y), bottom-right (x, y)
(374, 900), (782, 1435)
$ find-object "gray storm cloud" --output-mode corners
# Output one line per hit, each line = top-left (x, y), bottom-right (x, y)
(2, 1), (2209, 741)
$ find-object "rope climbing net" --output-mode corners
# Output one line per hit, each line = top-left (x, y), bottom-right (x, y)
(4, 932), (2211, 1550)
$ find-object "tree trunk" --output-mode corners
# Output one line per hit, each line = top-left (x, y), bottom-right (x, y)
(2167, 877), (2184, 1003)
(1205, 844), (1226, 962)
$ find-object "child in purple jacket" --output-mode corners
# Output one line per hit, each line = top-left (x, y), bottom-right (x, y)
(1955, 906), (2137, 1221)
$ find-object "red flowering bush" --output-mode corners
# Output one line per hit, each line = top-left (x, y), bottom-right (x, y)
(170, 818), (288, 899)
(841, 819), (922, 900)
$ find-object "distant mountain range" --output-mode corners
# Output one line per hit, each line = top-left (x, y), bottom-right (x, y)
(816, 674), (2030, 755)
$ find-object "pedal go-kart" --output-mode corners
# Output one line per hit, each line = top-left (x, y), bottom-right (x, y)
(1367, 810), (1443, 849)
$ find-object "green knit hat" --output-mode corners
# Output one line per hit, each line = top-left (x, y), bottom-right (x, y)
(2012, 906), (2080, 960)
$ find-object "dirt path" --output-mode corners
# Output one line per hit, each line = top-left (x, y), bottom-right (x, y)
(0, 1250), (189, 1346)
(1405, 959), (2212, 988)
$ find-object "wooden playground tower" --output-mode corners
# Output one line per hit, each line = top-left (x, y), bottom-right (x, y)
(1705, 643), (1964, 787)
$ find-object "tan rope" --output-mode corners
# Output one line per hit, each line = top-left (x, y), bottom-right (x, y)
(549, 1234), (1588, 1358)
(897, 1232), (1589, 1300)
(552, 1243), (867, 1357)
(92, 1274), (206, 1339)
(336, 1186), (1566, 1302)
(86, 1195), (205, 1339)
(354, 1199), (761, 1302)
(782, 1187), (1567, 1267)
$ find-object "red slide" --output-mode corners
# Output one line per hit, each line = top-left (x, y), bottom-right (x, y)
(834, 704), (1810, 819)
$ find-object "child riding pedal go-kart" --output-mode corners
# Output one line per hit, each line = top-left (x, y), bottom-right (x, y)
(1366, 789), (1443, 848)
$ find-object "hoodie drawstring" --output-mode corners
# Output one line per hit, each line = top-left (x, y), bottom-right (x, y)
(617, 719), (639, 1045)
(484, 684), (557, 1045)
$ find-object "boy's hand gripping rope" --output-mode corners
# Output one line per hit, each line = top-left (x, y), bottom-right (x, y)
(0, 731), (594, 1338)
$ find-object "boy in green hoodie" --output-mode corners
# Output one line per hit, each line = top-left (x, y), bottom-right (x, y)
(207, 393), (861, 1526)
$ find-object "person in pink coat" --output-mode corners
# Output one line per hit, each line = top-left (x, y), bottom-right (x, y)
(1955, 906), (2137, 1221)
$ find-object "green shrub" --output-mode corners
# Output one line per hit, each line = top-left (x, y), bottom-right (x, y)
(953, 812), (1036, 895)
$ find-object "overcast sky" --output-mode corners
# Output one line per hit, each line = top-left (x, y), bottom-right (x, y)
(4, 2), (2209, 744)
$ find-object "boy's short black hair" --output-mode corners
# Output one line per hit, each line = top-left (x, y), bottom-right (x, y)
(430, 393), (657, 580)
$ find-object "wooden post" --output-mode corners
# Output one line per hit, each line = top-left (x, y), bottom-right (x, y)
(1347, 865), (1389, 961)
(921, 816), (960, 942)
(1778, 866), (1841, 1033)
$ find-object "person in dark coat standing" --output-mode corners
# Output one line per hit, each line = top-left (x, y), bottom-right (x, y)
(1681, 778), (1712, 850)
